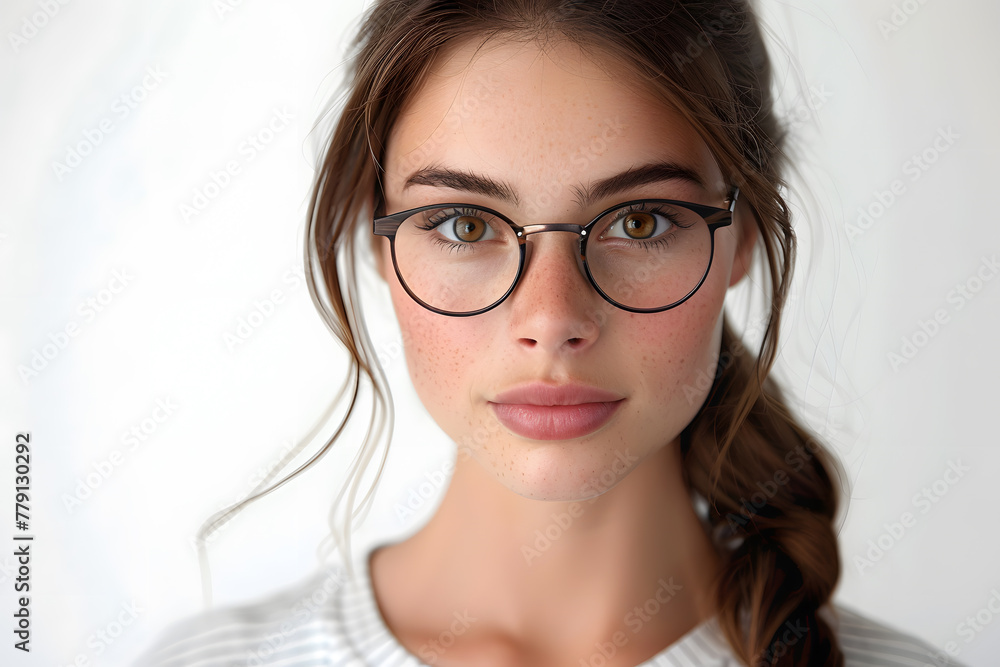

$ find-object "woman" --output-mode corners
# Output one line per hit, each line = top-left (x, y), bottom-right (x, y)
(138, 1), (965, 665)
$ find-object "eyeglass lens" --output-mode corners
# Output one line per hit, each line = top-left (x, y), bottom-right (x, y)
(391, 201), (714, 313)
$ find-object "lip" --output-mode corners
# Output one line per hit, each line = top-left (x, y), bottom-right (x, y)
(488, 383), (625, 441)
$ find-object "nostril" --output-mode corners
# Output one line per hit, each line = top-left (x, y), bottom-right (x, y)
(572, 321), (599, 340)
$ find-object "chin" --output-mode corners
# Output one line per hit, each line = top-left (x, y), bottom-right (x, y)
(470, 434), (649, 503)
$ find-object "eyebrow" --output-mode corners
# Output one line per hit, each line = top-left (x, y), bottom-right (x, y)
(574, 161), (706, 207)
(404, 166), (520, 206)
(402, 160), (706, 209)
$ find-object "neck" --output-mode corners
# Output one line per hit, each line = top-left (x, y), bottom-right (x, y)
(371, 441), (723, 663)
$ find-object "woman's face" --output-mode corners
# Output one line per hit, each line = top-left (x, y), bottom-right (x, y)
(379, 37), (754, 501)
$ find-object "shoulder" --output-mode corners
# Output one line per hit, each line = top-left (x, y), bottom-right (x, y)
(823, 603), (967, 667)
(135, 565), (967, 667)
(133, 565), (361, 667)
(660, 604), (966, 667)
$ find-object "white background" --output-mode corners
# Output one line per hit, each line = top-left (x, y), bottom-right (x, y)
(1, 1), (998, 665)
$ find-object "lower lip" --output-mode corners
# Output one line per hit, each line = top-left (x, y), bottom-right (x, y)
(488, 400), (624, 441)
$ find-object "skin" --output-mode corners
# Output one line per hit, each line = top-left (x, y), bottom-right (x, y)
(370, 35), (757, 667)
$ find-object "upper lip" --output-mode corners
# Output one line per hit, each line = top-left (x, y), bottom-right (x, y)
(490, 383), (625, 406)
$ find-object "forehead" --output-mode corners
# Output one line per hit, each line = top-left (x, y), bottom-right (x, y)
(383, 35), (723, 206)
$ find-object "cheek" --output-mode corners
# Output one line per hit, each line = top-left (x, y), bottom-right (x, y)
(385, 264), (481, 434)
(632, 260), (730, 416)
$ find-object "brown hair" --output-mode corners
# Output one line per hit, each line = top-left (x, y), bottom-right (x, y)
(203, 1), (847, 665)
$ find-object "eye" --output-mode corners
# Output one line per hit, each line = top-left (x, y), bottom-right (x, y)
(451, 214), (489, 242)
(599, 205), (679, 242)
(426, 208), (498, 244)
(620, 211), (657, 239)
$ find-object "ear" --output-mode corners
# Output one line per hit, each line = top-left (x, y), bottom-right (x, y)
(728, 197), (758, 288)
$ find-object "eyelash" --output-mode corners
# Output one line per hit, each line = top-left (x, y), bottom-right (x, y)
(434, 239), (474, 253)
(413, 202), (692, 253)
(413, 208), (490, 253)
(416, 207), (484, 230)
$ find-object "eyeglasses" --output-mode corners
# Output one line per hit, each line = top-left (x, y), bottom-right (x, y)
(373, 188), (739, 317)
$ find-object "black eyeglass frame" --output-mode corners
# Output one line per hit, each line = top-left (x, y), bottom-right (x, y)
(373, 187), (740, 317)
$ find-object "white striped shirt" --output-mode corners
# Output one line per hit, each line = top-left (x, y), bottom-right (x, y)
(135, 546), (966, 667)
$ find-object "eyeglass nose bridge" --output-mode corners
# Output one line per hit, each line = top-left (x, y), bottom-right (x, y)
(514, 223), (592, 284)
(518, 223), (589, 237)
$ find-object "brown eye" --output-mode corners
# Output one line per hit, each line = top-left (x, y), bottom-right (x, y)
(453, 215), (486, 242)
(622, 212), (656, 239)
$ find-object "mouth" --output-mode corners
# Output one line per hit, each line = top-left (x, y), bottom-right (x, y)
(487, 383), (625, 441)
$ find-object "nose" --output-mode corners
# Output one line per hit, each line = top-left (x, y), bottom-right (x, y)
(505, 232), (604, 354)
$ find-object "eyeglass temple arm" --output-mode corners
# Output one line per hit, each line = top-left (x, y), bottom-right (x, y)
(699, 186), (740, 229)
